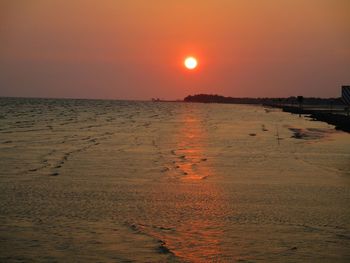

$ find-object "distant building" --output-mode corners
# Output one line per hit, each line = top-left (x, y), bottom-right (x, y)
(342, 86), (350, 105)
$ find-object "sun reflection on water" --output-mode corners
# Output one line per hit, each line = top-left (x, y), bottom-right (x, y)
(161, 107), (228, 261)
(172, 112), (211, 180)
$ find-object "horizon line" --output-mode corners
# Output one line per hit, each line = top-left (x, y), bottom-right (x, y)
(0, 94), (342, 102)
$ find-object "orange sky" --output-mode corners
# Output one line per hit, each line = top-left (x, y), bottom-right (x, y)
(1, 0), (349, 99)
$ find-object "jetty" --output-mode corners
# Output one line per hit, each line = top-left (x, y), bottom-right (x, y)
(184, 92), (350, 133)
(263, 104), (350, 132)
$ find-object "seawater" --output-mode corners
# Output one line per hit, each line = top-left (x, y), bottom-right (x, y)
(0, 98), (349, 262)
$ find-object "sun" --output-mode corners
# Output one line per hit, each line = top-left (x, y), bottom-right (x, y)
(184, 56), (198, 70)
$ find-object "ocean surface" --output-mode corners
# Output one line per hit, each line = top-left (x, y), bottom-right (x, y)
(0, 98), (349, 262)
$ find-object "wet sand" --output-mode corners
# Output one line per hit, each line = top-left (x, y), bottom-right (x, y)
(0, 98), (349, 262)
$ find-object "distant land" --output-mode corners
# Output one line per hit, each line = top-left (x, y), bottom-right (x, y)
(183, 94), (350, 132)
(184, 94), (344, 105)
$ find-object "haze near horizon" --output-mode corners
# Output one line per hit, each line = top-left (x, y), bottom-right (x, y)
(1, 0), (349, 100)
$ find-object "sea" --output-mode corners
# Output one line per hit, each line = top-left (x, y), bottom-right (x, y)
(0, 97), (349, 262)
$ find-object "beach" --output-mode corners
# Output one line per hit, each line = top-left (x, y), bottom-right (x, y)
(0, 98), (349, 262)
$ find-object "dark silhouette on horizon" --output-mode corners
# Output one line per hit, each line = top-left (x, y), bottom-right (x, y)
(183, 94), (344, 106)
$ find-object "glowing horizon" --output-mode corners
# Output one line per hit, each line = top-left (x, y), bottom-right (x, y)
(0, 1), (349, 100)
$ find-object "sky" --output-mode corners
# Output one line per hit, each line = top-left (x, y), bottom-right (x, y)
(0, 0), (349, 100)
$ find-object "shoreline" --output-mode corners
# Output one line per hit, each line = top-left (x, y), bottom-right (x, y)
(1, 96), (349, 133)
(264, 104), (350, 133)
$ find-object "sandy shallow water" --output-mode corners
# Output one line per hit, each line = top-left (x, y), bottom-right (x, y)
(0, 98), (349, 262)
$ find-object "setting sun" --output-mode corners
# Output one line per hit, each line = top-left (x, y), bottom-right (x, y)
(184, 57), (198, 70)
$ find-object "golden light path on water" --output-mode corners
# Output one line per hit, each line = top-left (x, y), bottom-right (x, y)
(162, 107), (226, 260)
(0, 99), (349, 262)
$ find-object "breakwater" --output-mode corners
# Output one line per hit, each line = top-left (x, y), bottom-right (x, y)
(265, 104), (350, 133)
